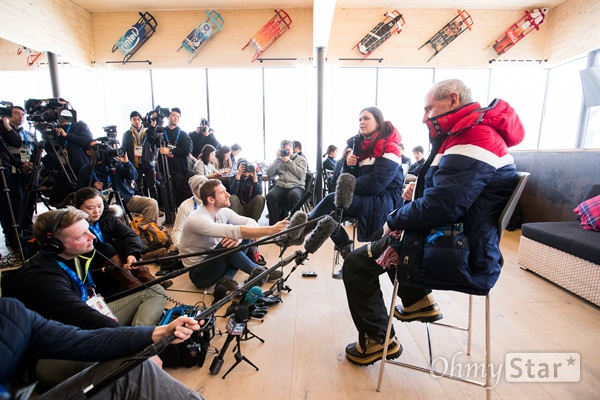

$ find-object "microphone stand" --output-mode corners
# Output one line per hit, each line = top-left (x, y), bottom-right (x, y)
(82, 250), (303, 398)
(104, 215), (325, 302)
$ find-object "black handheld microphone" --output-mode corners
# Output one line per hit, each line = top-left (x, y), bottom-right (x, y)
(225, 305), (249, 336)
(212, 285), (227, 306)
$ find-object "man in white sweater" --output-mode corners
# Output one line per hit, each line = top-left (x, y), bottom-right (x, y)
(180, 179), (288, 291)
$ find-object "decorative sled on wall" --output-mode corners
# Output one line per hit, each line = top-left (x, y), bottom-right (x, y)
(177, 10), (224, 63)
(490, 8), (548, 56)
(353, 10), (405, 60)
(242, 9), (292, 62)
(112, 12), (158, 64)
(17, 46), (42, 67)
(419, 10), (473, 62)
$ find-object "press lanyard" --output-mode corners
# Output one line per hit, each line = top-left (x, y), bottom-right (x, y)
(89, 222), (104, 243)
(92, 167), (111, 185)
(164, 128), (181, 144)
(56, 251), (96, 301)
(193, 198), (198, 210)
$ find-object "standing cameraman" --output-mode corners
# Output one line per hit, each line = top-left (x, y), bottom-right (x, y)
(77, 144), (159, 222)
(157, 108), (192, 207)
(189, 118), (220, 158)
(0, 105), (28, 250)
(54, 117), (94, 174)
(228, 160), (264, 222)
(122, 111), (158, 201)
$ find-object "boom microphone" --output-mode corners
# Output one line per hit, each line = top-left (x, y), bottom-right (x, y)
(304, 215), (338, 254)
(334, 173), (356, 211)
(277, 211), (308, 257)
(286, 189), (313, 219)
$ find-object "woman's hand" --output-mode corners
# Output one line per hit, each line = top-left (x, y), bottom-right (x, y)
(346, 153), (358, 167)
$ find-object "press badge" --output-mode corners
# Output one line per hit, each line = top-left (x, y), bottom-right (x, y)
(87, 294), (118, 321)
(20, 148), (30, 162)
(134, 145), (143, 158)
(167, 144), (177, 151)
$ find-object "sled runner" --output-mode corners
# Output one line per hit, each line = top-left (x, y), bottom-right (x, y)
(178, 10), (224, 63)
(353, 10), (405, 60)
(242, 9), (292, 62)
(419, 10), (473, 62)
(490, 8), (548, 56)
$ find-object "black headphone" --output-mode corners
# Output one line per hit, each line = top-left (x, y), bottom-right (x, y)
(40, 208), (68, 255)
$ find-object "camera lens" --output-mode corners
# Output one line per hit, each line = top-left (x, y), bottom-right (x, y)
(246, 164), (255, 173)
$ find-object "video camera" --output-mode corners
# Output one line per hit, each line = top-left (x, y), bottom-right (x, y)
(0, 100), (14, 118)
(143, 105), (170, 136)
(24, 98), (77, 140)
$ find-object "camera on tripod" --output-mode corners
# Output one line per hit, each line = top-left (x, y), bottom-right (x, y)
(94, 141), (126, 162)
(143, 105), (170, 136)
(24, 98), (77, 140)
(0, 100), (14, 118)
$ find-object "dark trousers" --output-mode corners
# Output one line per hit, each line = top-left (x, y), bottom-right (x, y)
(135, 164), (158, 201)
(0, 168), (17, 246)
(266, 185), (303, 225)
(342, 235), (431, 342)
(189, 240), (256, 288)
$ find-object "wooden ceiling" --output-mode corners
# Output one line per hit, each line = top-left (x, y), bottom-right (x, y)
(69, 0), (567, 13)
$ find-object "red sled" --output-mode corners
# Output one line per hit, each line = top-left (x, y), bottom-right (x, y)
(419, 10), (473, 62)
(242, 9), (292, 62)
(353, 10), (405, 60)
(491, 8), (548, 56)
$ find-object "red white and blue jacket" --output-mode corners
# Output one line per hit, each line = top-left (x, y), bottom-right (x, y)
(344, 122), (405, 241)
(388, 99), (524, 294)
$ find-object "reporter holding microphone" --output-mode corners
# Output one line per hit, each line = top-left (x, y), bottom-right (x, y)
(308, 106), (405, 279)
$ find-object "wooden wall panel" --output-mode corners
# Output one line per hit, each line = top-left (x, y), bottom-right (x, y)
(0, 0), (94, 68)
(0, 1), (598, 71)
(544, 0), (600, 63)
(91, 9), (313, 68)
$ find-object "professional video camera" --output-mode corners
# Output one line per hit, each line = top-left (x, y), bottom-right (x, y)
(102, 125), (119, 142)
(24, 98), (77, 140)
(0, 100), (14, 118)
(142, 105), (170, 135)
(94, 141), (125, 162)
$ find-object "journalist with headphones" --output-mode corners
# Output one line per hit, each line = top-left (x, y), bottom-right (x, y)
(5, 206), (167, 389)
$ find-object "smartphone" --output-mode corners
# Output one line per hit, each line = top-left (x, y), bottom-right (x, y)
(302, 271), (318, 277)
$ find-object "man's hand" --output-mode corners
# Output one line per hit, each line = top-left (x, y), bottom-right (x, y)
(159, 147), (171, 156)
(93, 181), (104, 190)
(1, 117), (10, 130)
(236, 163), (245, 178)
(220, 237), (240, 248)
(272, 219), (289, 233)
(402, 181), (415, 202)
(151, 316), (200, 345)
(21, 162), (34, 174)
(55, 127), (67, 137)
(123, 255), (138, 270)
(117, 152), (129, 163)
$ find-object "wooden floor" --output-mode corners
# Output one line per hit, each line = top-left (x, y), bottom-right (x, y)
(1, 211), (598, 399)
(151, 227), (599, 400)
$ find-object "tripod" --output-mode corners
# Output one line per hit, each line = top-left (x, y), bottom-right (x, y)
(0, 165), (25, 261)
(209, 319), (263, 379)
(157, 142), (176, 225)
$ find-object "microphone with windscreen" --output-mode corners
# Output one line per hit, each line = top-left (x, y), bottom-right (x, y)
(293, 215), (338, 266)
(276, 210), (308, 257)
(333, 173), (356, 229)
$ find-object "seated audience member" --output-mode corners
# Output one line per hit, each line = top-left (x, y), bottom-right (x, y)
(5, 207), (168, 386)
(180, 179), (288, 291)
(308, 107), (404, 279)
(228, 159), (265, 222)
(230, 143), (242, 165)
(0, 297), (203, 400)
(332, 146), (351, 186)
(189, 119), (220, 158)
(213, 145), (232, 175)
(169, 175), (209, 253)
(341, 79), (523, 366)
(70, 187), (172, 291)
(407, 145), (425, 175)
(265, 140), (307, 225)
(293, 140), (310, 171)
(322, 145), (338, 193)
(322, 145), (337, 171)
(193, 144), (221, 178)
(399, 142), (411, 171)
(77, 144), (160, 222)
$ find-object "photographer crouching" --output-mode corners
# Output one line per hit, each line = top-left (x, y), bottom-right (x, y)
(76, 141), (160, 222)
(228, 159), (265, 222)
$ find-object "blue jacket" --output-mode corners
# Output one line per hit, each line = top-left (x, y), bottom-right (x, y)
(388, 99), (525, 294)
(77, 160), (138, 204)
(344, 123), (404, 241)
(0, 297), (153, 388)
